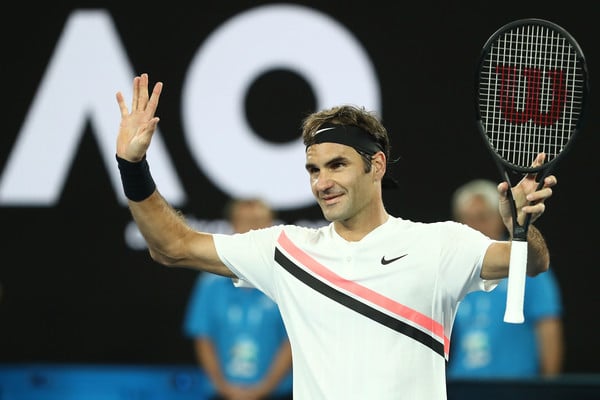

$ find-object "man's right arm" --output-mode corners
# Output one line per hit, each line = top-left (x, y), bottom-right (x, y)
(127, 191), (234, 277)
(115, 73), (233, 277)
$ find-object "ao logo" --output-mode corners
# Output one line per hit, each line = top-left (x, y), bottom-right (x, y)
(0, 4), (380, 210)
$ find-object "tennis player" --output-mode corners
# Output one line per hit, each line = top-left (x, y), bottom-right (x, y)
(115, 73), (557, 399)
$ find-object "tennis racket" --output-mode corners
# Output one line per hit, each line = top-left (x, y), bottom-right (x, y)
(475, 19), (589, 323)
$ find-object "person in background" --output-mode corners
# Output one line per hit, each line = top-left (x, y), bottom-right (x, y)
(183, 198), (293, 400)
(447, 179), (564, 379)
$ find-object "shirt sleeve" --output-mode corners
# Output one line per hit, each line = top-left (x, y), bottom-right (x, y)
(438, 221), (498, 302)
(213, 225), (284, 301)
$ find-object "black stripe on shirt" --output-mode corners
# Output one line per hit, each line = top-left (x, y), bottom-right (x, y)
(274, 247), (444, 358)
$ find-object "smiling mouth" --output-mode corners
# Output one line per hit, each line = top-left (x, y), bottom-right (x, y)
(321, 194), (342, 205)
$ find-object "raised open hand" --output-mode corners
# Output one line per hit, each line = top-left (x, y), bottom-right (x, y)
(115, 73), (163, 162)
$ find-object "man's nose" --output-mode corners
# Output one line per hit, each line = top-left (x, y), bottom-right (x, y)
(313, 172), (333, 191)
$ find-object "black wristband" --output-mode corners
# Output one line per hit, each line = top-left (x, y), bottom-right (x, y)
(116, 154), (156, 202)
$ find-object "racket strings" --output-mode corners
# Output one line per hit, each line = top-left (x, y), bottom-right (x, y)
(478, 22), (585, 169)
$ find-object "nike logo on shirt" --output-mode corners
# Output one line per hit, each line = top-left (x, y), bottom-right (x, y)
(380, 254), (408, 265)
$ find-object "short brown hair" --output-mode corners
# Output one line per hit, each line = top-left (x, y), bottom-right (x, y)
(301, 104), (391, 160)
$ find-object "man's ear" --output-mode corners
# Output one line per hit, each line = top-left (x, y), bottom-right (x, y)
(373, 151), (386, 180)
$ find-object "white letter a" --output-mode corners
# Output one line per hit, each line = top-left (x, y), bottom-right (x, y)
(0, 9), (186, 206)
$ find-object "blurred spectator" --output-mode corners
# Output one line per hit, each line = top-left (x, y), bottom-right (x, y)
(447, 179), (564, 378)
(183, 198), (293, 400)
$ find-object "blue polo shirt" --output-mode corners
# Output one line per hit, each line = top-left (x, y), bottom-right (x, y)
(448, 269), (562, 378)
(183, 273), (293, 395)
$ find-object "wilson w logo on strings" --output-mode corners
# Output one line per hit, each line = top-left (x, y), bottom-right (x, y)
(495, 66), (567, 127)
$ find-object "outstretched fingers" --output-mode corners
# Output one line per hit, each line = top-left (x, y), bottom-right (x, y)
(116, 73), (163, 118)
(146, 80), (163, 116)
(116, 91), (129, 118)
(137, 73), (150, 111)
(131, 75), (141, 112)
(133, 73), (162, 115)
(115, 73), (164, 161)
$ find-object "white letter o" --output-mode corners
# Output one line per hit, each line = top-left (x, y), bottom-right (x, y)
(182, 4), (380, 210)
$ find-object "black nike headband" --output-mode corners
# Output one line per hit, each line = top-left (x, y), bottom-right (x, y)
(306, 123), (384, 155)
(306, 123), (399, 189)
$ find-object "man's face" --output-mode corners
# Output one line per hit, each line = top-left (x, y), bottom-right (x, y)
(305, 142), (376, 222)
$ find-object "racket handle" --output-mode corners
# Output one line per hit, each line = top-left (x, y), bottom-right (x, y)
(503, 240), (527, 324)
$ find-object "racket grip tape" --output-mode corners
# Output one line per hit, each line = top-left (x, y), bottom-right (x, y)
(503, 239), (527, 324)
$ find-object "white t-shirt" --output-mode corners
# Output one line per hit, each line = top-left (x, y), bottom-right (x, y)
(213, 216), (495, 400)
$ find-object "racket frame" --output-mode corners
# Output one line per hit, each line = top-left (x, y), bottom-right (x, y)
(474, 18), (589, 323)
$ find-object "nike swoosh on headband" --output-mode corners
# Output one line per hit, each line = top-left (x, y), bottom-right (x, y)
(314, 126), (336, 135)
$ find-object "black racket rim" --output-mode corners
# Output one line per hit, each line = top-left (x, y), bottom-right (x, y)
(475, 18), (590, 174)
